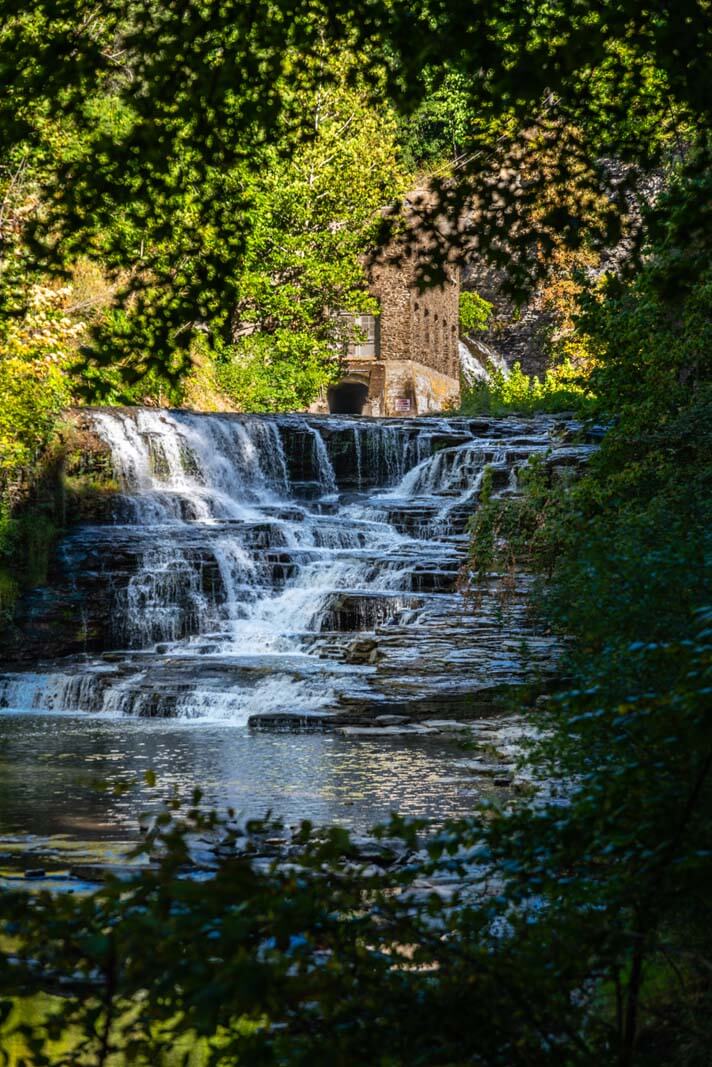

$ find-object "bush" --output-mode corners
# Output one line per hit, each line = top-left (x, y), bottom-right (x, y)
(459, 290), (494, 333)
(460, 360), (596, 415)
(215, 332), (339, 413)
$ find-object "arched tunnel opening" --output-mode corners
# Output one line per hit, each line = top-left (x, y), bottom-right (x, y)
(327, 381), (369, 415)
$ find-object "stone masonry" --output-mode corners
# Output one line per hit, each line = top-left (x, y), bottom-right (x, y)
(311, 218), (461, 417)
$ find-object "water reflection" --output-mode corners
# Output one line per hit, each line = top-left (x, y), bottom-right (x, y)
(0, 713), (486, 870)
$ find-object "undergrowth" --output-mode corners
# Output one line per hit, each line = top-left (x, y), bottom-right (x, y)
(460, 361), (597, 416)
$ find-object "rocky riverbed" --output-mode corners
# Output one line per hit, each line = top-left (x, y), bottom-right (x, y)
(0, 409), (595, 881)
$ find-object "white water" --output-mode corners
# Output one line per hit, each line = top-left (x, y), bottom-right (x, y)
(0, 410), (585, 723)
(459, 339), (510, 385)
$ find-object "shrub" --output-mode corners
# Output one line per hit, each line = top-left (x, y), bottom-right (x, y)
(215, 332), (339, 413)
(460, 360), (596, 415)
(459, 290), (494, 333)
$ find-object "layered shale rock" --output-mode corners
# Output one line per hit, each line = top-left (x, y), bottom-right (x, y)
(0, 408), (596, 724)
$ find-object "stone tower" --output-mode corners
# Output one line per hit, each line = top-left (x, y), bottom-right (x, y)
(312, 205), (461, 417)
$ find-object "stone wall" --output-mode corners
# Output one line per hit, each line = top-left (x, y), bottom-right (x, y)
(320, 359), (459, 417)
(369, 257), (460, 381)
(392, 360), (460, 416)
(314, 248), (461, 417)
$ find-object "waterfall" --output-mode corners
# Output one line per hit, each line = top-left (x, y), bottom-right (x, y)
(0, 410), (593, 724)
(459, 338), (510, 385)
(303, 420), (338, 496)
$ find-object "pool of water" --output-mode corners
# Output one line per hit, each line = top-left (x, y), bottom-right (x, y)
(0, 413), (581, 879)
(0, 712), (492, 875)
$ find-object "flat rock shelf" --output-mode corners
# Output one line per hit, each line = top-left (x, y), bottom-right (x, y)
(0, 410), (594, 874)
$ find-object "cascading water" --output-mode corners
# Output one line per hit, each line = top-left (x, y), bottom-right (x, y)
(0, 409), (594, 726)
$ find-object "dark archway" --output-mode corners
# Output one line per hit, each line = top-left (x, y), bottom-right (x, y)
(327, 381), (369, 415)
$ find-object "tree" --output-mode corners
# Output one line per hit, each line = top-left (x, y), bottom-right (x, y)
(213, 78), (406, 411)
(3, 1), (709, 374)
(1, 3), (712, 1062)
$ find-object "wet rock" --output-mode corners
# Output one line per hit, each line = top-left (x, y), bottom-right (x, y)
(339, 724), (437, 736)
(409, 567), (458, 593)
(248, 712), (334, 732)
(428, 433), (473, 451)
(422, 719), (471, 732)
(1, 409), (594, 728)
(464, 762), (514, 777)
(347, 835), (405, 865)
(344, 637), (382, 664)
(69, 864), (147, 883)
(359, 864), (386, 879)
(321, 594), (422, 633)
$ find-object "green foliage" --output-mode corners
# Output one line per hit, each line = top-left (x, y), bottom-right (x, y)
(215, 332), (337, 413)
(0, 5), (711, 1064)
(3, 0), (709, 366)
(461, 361), (596, 416)
(458, 290), (493, 334)
(2, 10), (413, 385)
(0, 357), (67, 474)
(0, 505), (58, 622)
(0, 508), (20, 619)
(206, 77), (405, 410)
(464, 150), (712, 1062)
(397, 70), (506, 169)
(3, 27), (406, 404)
(0, 804), (598, 1066)
(0, 286), (76, 474)
(467, 453), (571, 579)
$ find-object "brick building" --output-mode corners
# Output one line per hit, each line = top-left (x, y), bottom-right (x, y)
(311, 218), (461, 417)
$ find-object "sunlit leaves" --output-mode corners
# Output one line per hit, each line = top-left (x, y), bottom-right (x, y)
(4, 0), (711, 369)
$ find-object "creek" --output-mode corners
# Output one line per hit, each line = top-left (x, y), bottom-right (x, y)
(0, 410), (593, 879)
